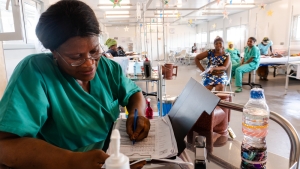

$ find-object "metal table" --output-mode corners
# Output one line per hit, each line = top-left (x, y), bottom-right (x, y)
(141, 101), (300, 169)
(127, 65), (163, 116)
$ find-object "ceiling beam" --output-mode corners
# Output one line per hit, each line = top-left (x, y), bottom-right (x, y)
(172, 0), (217, 24)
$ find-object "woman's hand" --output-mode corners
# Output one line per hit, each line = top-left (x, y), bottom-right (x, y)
(69, 149), (109, 169)
(208, 67), (214, 74)
(126, 116), (150, 141)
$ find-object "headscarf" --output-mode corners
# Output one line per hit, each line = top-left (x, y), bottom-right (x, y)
(262, 37), (270, 45)
(228, 41), (234, 50)
(105, 38), (117, 48)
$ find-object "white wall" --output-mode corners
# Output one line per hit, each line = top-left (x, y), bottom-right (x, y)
(167, 25), (197, 51)
(105, 26), (137, 52)
(4, 48), (37, 79)
(106, 24), (197, 61)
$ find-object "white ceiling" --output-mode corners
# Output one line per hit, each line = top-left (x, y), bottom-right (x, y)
(49, 0), (283, 27)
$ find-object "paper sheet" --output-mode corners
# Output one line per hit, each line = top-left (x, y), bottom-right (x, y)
(107, 115), (178, 160)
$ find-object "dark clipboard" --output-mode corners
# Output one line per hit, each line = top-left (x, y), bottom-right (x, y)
(167, 78), (220, 155)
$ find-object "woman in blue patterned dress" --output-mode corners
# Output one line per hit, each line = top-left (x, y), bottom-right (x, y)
(195, 36), (231, 91)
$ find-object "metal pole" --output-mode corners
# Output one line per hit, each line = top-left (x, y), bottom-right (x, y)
(157, 18), (159, 61)
(218, 101), (300, 169)
(144, 3), (148, 57)
(255, 13), (258, 39)
(150, 17), (153, 63)
(285, 5), (294, 95)
(140, 23), (142, 54)
(162, 1), (166, 62)
(158, 63), (163, 116)
(240, 17), (242, 52)
(287, 6), (293, 64)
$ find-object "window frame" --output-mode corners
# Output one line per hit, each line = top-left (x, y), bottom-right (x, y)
(209, 29), (223, 43)
(1, 0), (43, 49)
(292, 15), (300, 42)
(0, 0), (23, 41)
(226, 24), (247, 52)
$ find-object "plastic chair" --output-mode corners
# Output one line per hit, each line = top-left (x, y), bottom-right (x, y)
(175, 50), (187, 64)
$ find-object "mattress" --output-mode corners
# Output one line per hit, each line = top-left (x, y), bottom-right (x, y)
(260, 56), (300, 65)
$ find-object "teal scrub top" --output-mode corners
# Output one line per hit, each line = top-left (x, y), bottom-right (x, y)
(0, 53), (141, 151)
(258, 40), (273, 55)
(225, 48), (240, 62)
(244, 46), (261, 69)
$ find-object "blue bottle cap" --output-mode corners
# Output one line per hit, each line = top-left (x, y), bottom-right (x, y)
(250, 88), (264, 99)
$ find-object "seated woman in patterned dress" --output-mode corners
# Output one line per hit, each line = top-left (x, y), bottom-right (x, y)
(194, 36), (231, 91)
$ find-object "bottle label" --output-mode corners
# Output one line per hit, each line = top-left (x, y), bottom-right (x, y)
(241, 146), (267, 164)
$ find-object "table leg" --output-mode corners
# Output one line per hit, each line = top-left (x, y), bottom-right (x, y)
(146, 81), (148, 97)
(158, 80), (163, 116)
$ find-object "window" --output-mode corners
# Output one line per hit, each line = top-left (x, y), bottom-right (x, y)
(292, 15), (300, 41)
(226, 25), (247, 51)
(197, 32), (207, 48)
(2, 0), (42, 46)
(209, 30), (223, 48)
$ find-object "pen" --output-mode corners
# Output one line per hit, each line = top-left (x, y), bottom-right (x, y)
(133, 109), (138, 145)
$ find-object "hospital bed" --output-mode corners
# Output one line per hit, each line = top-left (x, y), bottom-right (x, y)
(259, 56), (300, 77)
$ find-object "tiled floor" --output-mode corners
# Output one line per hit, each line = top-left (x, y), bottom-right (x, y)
(136, 62), (300, 160)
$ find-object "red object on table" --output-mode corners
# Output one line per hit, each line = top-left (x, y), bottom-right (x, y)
(145, 98), (153, 119)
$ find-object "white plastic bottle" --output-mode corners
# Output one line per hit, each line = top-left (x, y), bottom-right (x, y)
(105, 129), (130, 169)
(241, 88), (269, 169)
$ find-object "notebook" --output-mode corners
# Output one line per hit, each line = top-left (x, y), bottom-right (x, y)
(107, 115), (178, 160)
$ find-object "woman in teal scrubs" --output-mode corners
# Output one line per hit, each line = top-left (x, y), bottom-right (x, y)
(0, 1), (148, 169)
(234, 37), (260, 93)
(225, 42), (240, 77)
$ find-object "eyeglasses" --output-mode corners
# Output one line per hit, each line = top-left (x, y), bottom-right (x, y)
(55, 49), (101, 67)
